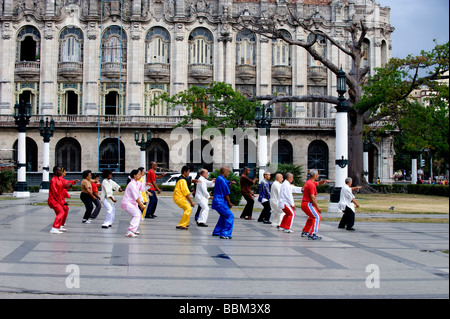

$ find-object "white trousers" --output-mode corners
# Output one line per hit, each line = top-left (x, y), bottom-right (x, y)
(102, 199), (115, 227)
(123, 202), (141, 233)
(197, 197), (210, 224)
(271, 203), (285, 226)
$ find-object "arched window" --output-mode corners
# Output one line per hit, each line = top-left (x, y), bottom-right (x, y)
(102, 26), (127, 63)
(362, 39), (370, 69)
(189, 28), (213, 65)
(59, 26), (83, 63)
(99, 138), (125, 172)
(13, 137), (38, 172)
(272, 30), (291, 66)
(271, 139), (293, 165)
(236, 30), (256, 65)
(55, 137), (81, 172)
(307, 33), (327, 67)
(17, 26), (41, 62)
(146, 27), (170, 64)
(147, 138), (169, 169)
(308, 140), (329, 179)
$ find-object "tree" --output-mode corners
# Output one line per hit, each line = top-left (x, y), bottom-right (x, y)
(150, 81), (260, 131)
(237, 8), (449, 188)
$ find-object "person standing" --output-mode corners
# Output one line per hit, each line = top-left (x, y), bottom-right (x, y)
(80, 170), (96, 223)
(278, 173), (303, 233)
(121, 169), (146, 237)
(257, 171), (272, 224)
(59, 167), (78, 231)
(270, 173), (284, 228)
(48, 166), (78, 234)
(195, 169), (215, 227)
(174, 166), (195, 229)
(145, 161), (166, 219)
(89, 173), (102, 219)
(240, 167), (258, 220)
(101, 169), (123, 229)
(212, 166), (235, 239)
(338, 177), (361, 231)
(301, 169), (330, 240)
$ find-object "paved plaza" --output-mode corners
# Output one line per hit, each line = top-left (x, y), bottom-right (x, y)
(0, 192), (448, 300)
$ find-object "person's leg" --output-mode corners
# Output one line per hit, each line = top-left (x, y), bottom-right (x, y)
(90, 198), (102, 219)
(102, 199), (113, 227)
(240, 194), (254, 218)
(217, 206), (234, 238)
(126, 205), (142, 234)
(51, 204), (66, 231)
(345, 206), (355, 229)
(176, 200), (192, 228)
(279, 205), (295, 230)
(197, 199), (210, 225)
(80, 193), (93, 221)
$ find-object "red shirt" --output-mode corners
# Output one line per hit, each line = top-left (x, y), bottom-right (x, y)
(302, 179), (318, 202)
(147, 169), (156, 191)
(91, 182), (99, 194)
(48, 176), (75, 208)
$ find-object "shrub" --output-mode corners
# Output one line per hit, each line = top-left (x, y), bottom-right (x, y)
(272, 163), (304, 186)
(0, 170), (16, 194)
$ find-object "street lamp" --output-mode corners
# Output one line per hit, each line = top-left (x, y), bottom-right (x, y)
(39, 116), (55, 193)
(363, 132), (374, 182)
(255, 104), (273, 181)
(328, 69), (349, 212)
(135, 130), (152, 171)
(13, 100), (32, 198)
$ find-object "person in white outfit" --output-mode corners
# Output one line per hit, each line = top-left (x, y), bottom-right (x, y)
(338, 177), (361, 231)
(278, 173), (303, 233)
(101, 169), (123, 229)
(195, 169), (215, 227)
(270, 173), (284, 228)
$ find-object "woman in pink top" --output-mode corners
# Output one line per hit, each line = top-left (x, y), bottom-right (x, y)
(121, 169), (146, 237)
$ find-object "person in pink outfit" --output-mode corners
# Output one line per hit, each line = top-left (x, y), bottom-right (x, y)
(121, 169), (148, 237)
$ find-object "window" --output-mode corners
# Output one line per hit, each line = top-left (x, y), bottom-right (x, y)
(55, 137), (81, 172)
(146, 27), (170, 64)
(17, 26), (40, 62)
(102, 26), (127, 63)
(307, 33), (327, 66)
(236, 30), (256, 65)
(99, 138), (125, 172)
(272, 85), (292, 118)
(308, 140), (329, 179)
(272, 30), (291, 66)
(189, 28), (213, 65)
(59, 27), (83, 63)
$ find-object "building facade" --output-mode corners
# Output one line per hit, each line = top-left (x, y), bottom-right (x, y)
(0, 0), (395, 184)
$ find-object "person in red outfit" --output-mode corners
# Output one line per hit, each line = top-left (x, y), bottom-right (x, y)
(301, 169), (330, 240)
(48, 166), (78, 234)
(59, 167), (78, 231)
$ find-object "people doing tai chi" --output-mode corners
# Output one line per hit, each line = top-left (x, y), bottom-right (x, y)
(174, 166), (196, 230)
(100, 169), (123, 229)
(301, 169), (331, 240)
(195, 169), (215, 227)
(257, 171), (272, 224)
(278, 173), (303, 233)
(240, 167), (258, 220)
(212, 166), (236, 239)
(80, 170), (96, 223)
(121, 169), (149, 237)
(48, 166), (78, 234)
(338, 177), (361, 231)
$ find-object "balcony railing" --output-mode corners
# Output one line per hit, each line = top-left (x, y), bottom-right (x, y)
(15, 61), (40, 78)
(145, 63), (170, 79)
(58, 62), (83, 78)
(101, 62), (127, 78)
(272, 65), (292, 81)
(235, 64), (256, 81)
(188, 64), (213, 80)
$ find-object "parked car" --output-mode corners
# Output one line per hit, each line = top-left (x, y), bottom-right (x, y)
(161, 172), (198, 186)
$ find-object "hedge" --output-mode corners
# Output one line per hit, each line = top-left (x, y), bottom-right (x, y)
(370, 184), (449, 197)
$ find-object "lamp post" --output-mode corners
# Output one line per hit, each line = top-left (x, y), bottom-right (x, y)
(328, 69), (349, 212)
(255, 104), (273, 182)
(13, 100), (32, 198)
(135, 130), (152, 172)
(363, 132), (374, 182)
(39, 116), (55, 193)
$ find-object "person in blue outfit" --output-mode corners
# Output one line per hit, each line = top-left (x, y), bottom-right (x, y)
(212, 166), (235, 239)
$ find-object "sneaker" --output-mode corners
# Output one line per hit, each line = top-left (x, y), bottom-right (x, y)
(283, 229), (294, 233)
(197, 223), (209, 227)
(59, 226), (67, 231)
(82, 219), (91, 224)
(301, 231), (309, 237)
(220, 236), (232, 239)
(308, 234), (322, 240)
(50, 227), (63, 234)
(125, 231), (137, 237)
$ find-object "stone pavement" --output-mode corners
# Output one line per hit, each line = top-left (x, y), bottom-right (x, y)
(0, 192), (448, 300)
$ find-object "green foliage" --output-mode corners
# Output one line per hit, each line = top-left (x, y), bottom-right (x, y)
(149, 81), (260, 131)
(209, 169), (242, 206)
(370, 183), (449, 197)
(271, 163), (304, 186)
(0, 170), (16, 194)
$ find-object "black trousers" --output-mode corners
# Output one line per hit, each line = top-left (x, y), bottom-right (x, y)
(80, 192), (94, 220)
(338, 205), (355, 229)
(240, 194), (254, 218)
(258, 201), (272, 222)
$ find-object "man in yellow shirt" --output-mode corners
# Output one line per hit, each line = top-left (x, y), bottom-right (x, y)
(174, 166), (195, 229)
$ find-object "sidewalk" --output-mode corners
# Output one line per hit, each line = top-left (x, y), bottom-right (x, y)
(0, 192), (448, 299)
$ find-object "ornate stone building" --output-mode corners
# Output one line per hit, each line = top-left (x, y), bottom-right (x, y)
(0, 0), (395, 184)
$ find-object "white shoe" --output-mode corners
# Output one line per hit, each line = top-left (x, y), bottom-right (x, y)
(59, 226), (67, 231)
(283, 229), (294, 233)
(50, 227), (63, 234)
(125, 231), (137, 237)
(82, 219), (91, 223)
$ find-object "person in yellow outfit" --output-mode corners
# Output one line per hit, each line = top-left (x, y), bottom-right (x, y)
(174, 166), (195, 230)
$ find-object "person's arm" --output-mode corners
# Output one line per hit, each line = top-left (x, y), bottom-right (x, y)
(224, 194), (234, 208)
(317, 179), (331, 186)
(310, 193), (321, 213)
